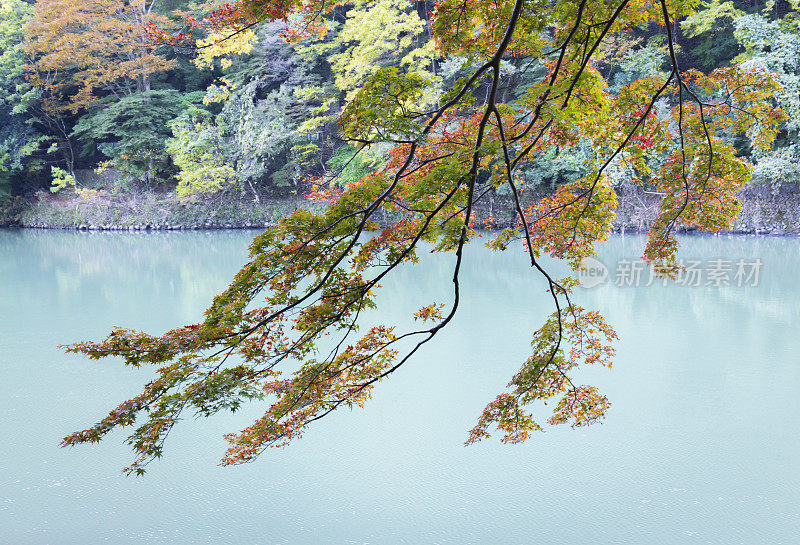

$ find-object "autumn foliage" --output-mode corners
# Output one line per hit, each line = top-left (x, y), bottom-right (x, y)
(24, 0), (176, 114)
(58, 0), (786, 474)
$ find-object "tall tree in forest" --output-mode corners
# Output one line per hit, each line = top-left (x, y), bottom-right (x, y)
(25, 0), (176, 112)
(730, 9), (800, 185)
(61, 0), (786, 475)
(0, 0), (45, 198)
(24, 0), (177, 178)
(323, 0), (437, 100)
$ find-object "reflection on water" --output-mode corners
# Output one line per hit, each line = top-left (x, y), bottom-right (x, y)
(1, 229), (799, 544)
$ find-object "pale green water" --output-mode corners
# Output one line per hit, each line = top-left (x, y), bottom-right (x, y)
(1, 229), (799, 544)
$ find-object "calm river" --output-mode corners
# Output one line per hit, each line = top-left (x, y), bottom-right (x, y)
(1, 229), (799, 544)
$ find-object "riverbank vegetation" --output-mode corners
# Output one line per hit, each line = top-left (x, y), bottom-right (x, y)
(2, 0), (800, 228)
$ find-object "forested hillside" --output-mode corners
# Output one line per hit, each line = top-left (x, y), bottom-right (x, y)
(0, 0), (798, 209)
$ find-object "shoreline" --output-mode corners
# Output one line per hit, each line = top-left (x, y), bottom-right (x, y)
(0, 222), (276, 230)
(3, 223), (798, 238)
(2, 183), (799, 236)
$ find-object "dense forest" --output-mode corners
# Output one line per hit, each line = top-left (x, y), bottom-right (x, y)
(0, 0), (798, 208)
